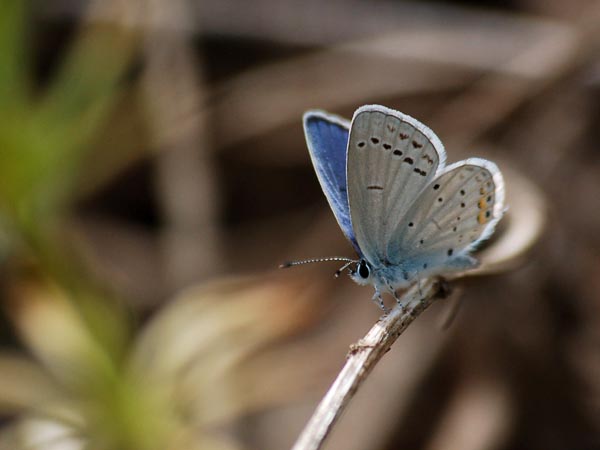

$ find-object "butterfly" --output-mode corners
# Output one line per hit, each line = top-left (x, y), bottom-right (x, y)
(283, 105), (505, 310)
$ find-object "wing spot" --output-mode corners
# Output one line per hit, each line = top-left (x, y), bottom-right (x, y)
(480, 187), (486, 195)
(358, 141), (366, 148)
(438, 197), (443, 202)
(339, 186), (346, 193)
(460, 189), (465, 196)
(487, 195), (492, 202)
(419, 239), (424, 244)
(383, 143), (392, 150)
(367, 185), (384, 191)
(408, 222), (414, 227)
(422, 154), (434, 165)
(460, 202), (465, 208)
(423, 263), (428, 269)
(414, 168), (427, 176)
(486, 210), (491, 217)
(447, 248), (454, 256)
(371, 137), (380, 144)
(433, 184), (440, 190)
(399, 133), (409, 140)
(457, 216), (461, 221)
(453, 226), (457, 232)
(403, 157), (414, 165)
(387, 125), (396, 132)
(412, 140), (423, 149)
(393, 149), (403, 156)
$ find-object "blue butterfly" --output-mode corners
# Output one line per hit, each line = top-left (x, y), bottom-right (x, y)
(284, 105), (505, 309)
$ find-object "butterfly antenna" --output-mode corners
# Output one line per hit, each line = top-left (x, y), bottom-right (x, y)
(279, 256), (355, 269)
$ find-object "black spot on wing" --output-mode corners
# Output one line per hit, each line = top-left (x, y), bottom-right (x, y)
(421, 154), (434, 165)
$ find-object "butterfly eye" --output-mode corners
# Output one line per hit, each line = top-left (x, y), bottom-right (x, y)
(358, 260), (370, 279)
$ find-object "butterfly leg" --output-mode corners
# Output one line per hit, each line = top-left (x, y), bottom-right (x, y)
(416, 278), (424, 302)
(388, 282), (405, 312)
(371, 288), (388, 313)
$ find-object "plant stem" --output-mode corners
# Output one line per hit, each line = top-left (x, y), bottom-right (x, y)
(291, 278), (444, 450)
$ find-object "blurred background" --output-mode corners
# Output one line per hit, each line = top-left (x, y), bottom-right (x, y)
(0, 0), (599, 449)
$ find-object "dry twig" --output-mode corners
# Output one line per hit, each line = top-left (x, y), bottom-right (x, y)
(291, 278), (446, 450)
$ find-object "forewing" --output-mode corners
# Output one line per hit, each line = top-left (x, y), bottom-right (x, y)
(387, 158), (505, 272)
(347, 105), (446, 265)
(303, 110), (361, 254)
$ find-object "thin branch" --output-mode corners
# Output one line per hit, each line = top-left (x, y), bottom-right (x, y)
(291, 278), (446, 450)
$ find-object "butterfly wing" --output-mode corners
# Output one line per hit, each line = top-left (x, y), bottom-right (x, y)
(346, 105), (447, 265)
(303, 110), (361, 254)
(386, 158), (505, 276)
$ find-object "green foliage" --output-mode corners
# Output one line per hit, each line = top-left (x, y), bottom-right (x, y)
(0, 0), (136, 231)
(0, 4), (141, 446)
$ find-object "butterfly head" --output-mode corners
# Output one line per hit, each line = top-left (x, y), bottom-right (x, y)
(349, 259), (373, 286)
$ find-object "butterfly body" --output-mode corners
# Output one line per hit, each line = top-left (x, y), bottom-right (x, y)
(351, 252), (477, 293)
(301, 105), (505, 307)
